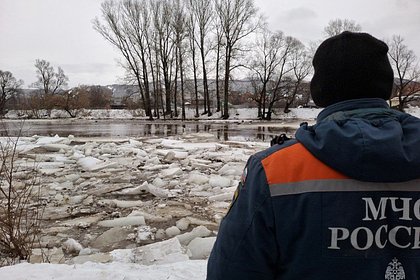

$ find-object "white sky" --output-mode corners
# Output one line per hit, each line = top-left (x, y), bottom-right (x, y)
(0, 0), (419, 87)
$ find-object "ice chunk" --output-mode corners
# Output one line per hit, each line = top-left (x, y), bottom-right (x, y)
(187, 237), (216, 259)
(63, 238), (83, 255)
(147, 182), (172, 198)
(44, 144), (71, 152)
(188, 173), (209, 185)
(218, 162), (245, 176)
(36, 135), (64, 145)
(98, 199), (143, 208)
(209, 175), (231, 188)
(152, 177), (166, 188)
(208, 192), (233, 201)
(78, 157), (118, 171)
(176, 226), (211, 246)
(176, 218), (190, 231)
(129, 139), (142, 147)
(131, 237), (189, 265)
(137, 226), (153, 242)
(160, 167), (182, 178)
(166, 226), (181, 237)
(98, 216), (146, 228)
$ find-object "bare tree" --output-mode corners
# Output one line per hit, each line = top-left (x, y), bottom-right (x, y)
(188, 0), (214, 116)
(248, 28), (286, 118)
(31, 59), (68, 115)
(0, 134), (44, 265)
(214, 0), (259, 119)
(186, 4), (200, 117)
(142, 6), (161, 119)
(58, 88), (90, 118)
(0, 71), (23, 116)
(212, 18), (225, 113)
(324, 18), (362, 37)
(122, 0), (154, 119)
(264, 36), (297, 120)
(388, 35), (420, 111)
(93, 0), (154, 119)
(32, 59), (68, 96)
(152, 0), (176, 117)
(171, 0), (188, 120)
(283, 41), (312, 113)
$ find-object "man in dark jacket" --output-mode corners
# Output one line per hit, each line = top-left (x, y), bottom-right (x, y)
(207, 31), (420, 280)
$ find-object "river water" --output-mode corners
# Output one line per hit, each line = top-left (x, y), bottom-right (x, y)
(0, 119), (301, 142)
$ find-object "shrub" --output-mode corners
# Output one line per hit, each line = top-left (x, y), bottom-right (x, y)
(0, 135), (44, 266)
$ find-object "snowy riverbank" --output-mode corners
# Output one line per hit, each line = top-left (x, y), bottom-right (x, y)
(4, 107), (322, 121)
(4, 105), (420, 121)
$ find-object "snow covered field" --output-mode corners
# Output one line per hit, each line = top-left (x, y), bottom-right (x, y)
(0, 106), (419, 279)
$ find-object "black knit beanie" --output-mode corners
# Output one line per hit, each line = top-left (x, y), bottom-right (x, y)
(310, 31), (394, 107)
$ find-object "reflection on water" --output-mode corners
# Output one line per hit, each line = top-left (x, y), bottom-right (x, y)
(0, 120), (297, 142)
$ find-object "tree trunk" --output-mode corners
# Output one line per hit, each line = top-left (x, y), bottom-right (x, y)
(141, 60), (153, 120)
(200, 44), (211, 117)
(257, 98), (262, 118)
(135, 75), (148, 118)
(163, 67), (172, 118)
(222, 50), (230, 119)
(191, 49), (199, 118)
(284, 82), (300, 114)
(262, 89), (267, 120)
(174, 48), (179, 118)
(180, 50), (186, 120)
(215, 42), (221, 112)
(149, 56), (159, 119)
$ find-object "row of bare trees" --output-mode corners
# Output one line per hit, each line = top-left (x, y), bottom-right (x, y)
(247, 28), (312, 119)
(93, 0), (420, 119)
(1, 59), (113, 118)
(1, 14), (419, 118)
(93, 0), (262, 120)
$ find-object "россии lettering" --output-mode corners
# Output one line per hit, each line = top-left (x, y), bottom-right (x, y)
(328, 197), (420, 250)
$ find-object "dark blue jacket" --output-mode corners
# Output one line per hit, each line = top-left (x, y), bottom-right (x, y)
(207, 98), (420, 279)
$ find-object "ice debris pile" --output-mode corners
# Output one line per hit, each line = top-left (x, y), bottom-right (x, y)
(1, 133), (268, 265)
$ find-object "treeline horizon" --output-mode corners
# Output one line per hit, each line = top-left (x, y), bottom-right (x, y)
(1, 1), (419, 118)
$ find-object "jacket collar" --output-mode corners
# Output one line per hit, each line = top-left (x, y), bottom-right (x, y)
(317, 98), (391, 123)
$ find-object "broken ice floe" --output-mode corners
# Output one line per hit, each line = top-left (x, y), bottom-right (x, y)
(3, 133), (262, 266)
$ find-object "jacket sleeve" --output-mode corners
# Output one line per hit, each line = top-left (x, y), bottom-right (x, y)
(207, 155), (278, 280)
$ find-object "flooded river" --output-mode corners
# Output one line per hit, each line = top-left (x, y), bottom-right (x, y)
(0, 119), (301, 142)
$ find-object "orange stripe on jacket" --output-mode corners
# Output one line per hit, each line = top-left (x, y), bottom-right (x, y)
(261, 143), (348, 185)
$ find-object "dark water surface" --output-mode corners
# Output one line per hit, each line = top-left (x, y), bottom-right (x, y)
(0, 119), (299, 142)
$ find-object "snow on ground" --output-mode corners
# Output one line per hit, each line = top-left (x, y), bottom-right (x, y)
(0, 260), (207, 280)
(4, 107), (322, 121)
(5, 105), (420, 121)
(406, 105), (420, 118)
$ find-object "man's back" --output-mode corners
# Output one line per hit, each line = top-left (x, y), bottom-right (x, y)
(208, 99), (420, 279)
(207, 32), (420, 279)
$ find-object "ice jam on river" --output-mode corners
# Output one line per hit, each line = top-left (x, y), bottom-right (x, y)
(0, 132), (268, 279)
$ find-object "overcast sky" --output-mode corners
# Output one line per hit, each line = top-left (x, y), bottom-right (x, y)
(1, 0), (419, 87)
